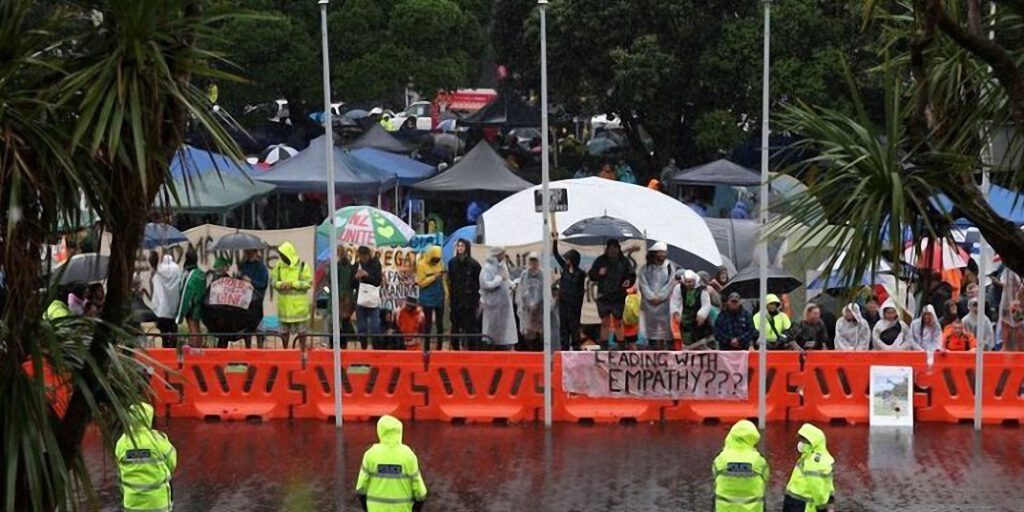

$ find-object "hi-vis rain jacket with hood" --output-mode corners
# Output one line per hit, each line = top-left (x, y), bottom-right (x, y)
(115, 403), (177, 512)
(783, 423), (835, 512)
(753, 294), (791, 345)
(713, 420), (769, 511)
(415, 245), (446, 309)
(356, 415), (428, 512)
(272, 242), (312, 324)
(834, 303), (871, 351)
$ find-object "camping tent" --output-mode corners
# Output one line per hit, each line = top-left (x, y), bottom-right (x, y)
(157, 175), (276, 214)
(670, 159), (761, 187)
(345, 124), (418, 153)
(703, 218), (786, 272)
(410, 142), (533, 197)
(480, 177), (722, 272)
(255, 135), (397, 194)
(170, 145), (249, 179)
(458, 91), (541, 128)
(350, 147), (435, 185)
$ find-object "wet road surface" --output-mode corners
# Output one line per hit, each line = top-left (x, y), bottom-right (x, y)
(83, 420), (1024, 511)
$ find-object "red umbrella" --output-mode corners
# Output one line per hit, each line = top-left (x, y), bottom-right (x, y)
(903, 238), (968, 272)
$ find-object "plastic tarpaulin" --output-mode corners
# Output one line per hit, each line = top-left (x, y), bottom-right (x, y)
(350, 147), (435, 185)
(411, 142), (533, 197)
(670, 159), (761, 187)
(170, 145), (250, 179)
(345, 124), (418, 153)
(480, 177), (722, 272)
(458, 91), (541, 128)
(161, 146), (273, 213)
(254, 135), (397, 194)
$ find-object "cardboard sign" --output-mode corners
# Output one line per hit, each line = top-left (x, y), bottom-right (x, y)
(207, 277), (253, 309)
(561, 351), (749, 400)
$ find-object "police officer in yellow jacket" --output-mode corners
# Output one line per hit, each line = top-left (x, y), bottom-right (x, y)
(783, 423), (835, 512)
(356, 415), (427, 512)
(115, 402), (177, 512)
(713, 419), (769, 511)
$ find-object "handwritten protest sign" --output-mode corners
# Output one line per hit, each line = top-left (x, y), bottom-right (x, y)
(206, 277), (253, 309)
(561, 351), (748, 400)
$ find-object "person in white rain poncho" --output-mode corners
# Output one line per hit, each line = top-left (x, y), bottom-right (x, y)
(834, 303), (871, 351)
(515, 253), (545, 351)
(909, 304), (942, 352)
(150, 254), (182, 348)
(872, 299), (914, 350)
(638, 242), (678, 350)
(963, 297), (995, 350)
(480, 247), (518, 350)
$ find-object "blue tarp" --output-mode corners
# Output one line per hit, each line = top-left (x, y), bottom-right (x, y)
(170, 145), (250, 179)
(350, 147), (435, 185)
(443, 225), (476, 264)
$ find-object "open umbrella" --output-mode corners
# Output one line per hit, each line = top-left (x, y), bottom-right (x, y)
(318, 206), (415, 247)
(209, 232), (268, 251)
(143, 223), (187, 249)
(562, 215), (643, 245)
(721, 265), (802, 298)
(903, 238), (968, 272)
(258, 144), (298, 166)
(808, 251), (893, 291)
(345, 109), (370, 120)
(53, 254), (109, 285)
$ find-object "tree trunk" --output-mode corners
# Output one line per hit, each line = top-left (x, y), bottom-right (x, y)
(942, 173), (1024, 276)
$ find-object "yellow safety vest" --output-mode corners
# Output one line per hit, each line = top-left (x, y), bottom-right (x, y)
(713, 420), (768, 511)
(115, 403), (177, 512)
(356, 416), (427, 512)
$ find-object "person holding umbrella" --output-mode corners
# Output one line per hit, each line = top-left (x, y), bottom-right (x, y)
(238, 249), (269, 348)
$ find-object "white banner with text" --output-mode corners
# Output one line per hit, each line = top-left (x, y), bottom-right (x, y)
(561, 351), (749, 400)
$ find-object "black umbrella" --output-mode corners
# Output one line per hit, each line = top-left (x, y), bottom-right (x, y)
(562, 216), (643, 245)
(54, 254), (109, 285)
(209, 232), (268, 251)
(720, 265), (802, 298)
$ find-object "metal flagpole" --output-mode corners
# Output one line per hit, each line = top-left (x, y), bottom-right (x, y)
(975, 0), (997, 432)
(757, 0), (772, 430)
(320, 0), (344, 428)
(538, 0), (553, 428)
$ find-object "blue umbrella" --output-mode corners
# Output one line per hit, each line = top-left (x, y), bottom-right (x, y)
(443, 225), (476, 264)
(143, 223), (187, 249)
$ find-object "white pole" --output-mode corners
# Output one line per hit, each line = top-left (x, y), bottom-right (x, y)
(757, 0), (772, 431)
(975, 0), (997, 431)
(539, 0), (553, 428)
(320, 0), (344, 428)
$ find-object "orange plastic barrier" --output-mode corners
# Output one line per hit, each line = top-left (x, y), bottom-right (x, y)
(916, 352), (1024, 424)
(552, 354), (663, 423)
(170, 349), (303, 421)
(413, 352), (544, 423)
(139, 348), (183, 418)
(662, 352), (801, 423)
(790, 351), (930, 425)
(291, 350), (426, 422)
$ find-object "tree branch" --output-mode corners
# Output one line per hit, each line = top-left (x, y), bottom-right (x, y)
(942, 173), (1024, 278)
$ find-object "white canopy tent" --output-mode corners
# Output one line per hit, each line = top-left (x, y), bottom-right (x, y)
(480, 177), (722, 272)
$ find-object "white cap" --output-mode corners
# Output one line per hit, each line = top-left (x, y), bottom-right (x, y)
(684, 270), (699, 282)
(527, 251), (540, 261)
(369, 107), (383, 115)
(649, 241), (668, 253)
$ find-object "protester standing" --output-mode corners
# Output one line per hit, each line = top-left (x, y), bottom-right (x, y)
(711, 266), (730, 295)
(939, 299), (960, 328)
(943, 319), (978, 351)
(352, 246), (384, 349)
(553, 238), (587, 351)
(447, 238), (481, 350)
(176, 250), (206, 347)
(638, 242), (677, 350)
(673, 270), (713, 347)
(151, 254), (182, 348)
(238, 249), (269, 349)
(416, 245), (446, 350)
(752, 294), (791, 350)
(332, 247), (356, 346)
(871, 299), (913, 350)
(713, 420), (769, 511)
(273, 242), (312, 349)
(963, 298), (995, 350)
(786, 304), (832, 350)
(862, 296), (881, 330)
(909, 305), (942, 352)
(480, 247), (517, 350)
(515, 253), (545, 351)
(714, 292), (757, 351)
(396, 296), (425, 351)
(833, 304), (871, 351)
(588, 239), (635, 347)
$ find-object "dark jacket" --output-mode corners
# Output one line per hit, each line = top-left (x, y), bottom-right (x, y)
(447, 239), (482, 311)
(714, 307), (757, 350)
(787, 320), (833, 350)
(351, 257), (383, 290)
(554, 243), (587, 317)
(238, 259), (269, 294)
(587, 253), (634, 304)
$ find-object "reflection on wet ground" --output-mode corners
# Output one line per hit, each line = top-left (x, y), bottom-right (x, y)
(83, 420), (1024, 511)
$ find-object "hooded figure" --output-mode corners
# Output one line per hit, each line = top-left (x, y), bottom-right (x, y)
(115, 403), (177, 512)
(834, 304), (871, 351)
(355, 415), (428, 512)
(151, 255), (182, 321)
(672, 269), (713, 345)
(447, 238), (482, 350)
(963, 297), (995, 350)
(910, 304), (943, 352)
(176, 251), (206, 325)
(871, 299), (913, 350)
(638, 242), (677, 345)
(415, 245), (446, 347)
(783, 423), (835, 512)
(480, 248), (517, 348)
(752, 293), (791, 349)
(516, 252), (546, 345)
(554, 242), (587, 350)
(712, 420), (769, 511)
(272, 242), (313, 324)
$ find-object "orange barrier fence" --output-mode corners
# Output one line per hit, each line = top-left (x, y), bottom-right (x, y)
(136, 349), (1024, 425)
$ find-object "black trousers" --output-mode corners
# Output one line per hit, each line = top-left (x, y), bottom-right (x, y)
(156, 318), (178, 348)
(449, 304), (480, 350)
(559, 306), (581, 351)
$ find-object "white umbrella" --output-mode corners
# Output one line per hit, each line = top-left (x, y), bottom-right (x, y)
(480, 177), (722, 271)
(903, 238), (968, 272)
(258, 144), (298, 166)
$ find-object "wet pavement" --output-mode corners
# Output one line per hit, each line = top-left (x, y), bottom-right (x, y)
(83, 419), (1024, 511)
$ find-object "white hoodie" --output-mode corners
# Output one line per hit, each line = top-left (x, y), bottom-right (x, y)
(834, 303), (871, 351)
(909, 305), (942, 352)
(150, 255), (183, 320)
(871, 299), (913, 350)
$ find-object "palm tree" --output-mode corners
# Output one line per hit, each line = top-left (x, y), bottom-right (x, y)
(777, 0), (1024, 286)
(0, 1), (241, 510)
